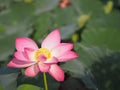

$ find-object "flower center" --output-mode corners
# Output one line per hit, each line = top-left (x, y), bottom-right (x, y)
(35, 48), (51, 61)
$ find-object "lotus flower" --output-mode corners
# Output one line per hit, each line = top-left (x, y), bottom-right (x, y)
(59, 0), (70, 8)
(7, 29), (78, 81)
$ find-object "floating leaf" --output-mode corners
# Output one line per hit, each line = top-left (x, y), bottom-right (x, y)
(60, 23), (78, 39)
(17, 84), (41, 90)
(0, 85), (4, 90)
(74, 43), (120, 90)
(24, 0), (33, 3)
(0, 73), (18, 90)
(52, 5), (79, 27)
(33, 13), (51, 41)
(17, 73), (59, 90)
(61, 58), (97, 89)
(34, 0), (59, 15)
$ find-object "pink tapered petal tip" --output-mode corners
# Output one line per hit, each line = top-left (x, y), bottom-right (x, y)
(49, 64), (64, 82)
(16, 37), (38, 51)
(58, 51), (78, 62)
(52, 43), (73, 57)
(7, 58), (35, 68)
(7, 58), (20, 68)
(41, 29), (61, 50)
(7, 61), (14, 67)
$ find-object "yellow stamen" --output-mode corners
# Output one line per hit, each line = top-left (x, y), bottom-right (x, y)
(35, 48), (51, 61)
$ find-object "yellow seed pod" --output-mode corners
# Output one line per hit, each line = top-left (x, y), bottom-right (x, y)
(72, 33), (79, 42)
(77, 15), (90, 29)
(24, 0), (33, 3)
(104, 1), (113, 14)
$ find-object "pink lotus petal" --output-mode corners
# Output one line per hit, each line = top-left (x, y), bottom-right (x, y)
(24, 48), (36, 62)
(14, 51), (28, 61)
(38, 55), (47, 62)
(7, 58), (35, 68)
(59, 0), (70, 8)
(24, 64), (40, 77)
(16, 37), (38, 51)
(58, 51), (78, 62)
(38, 63), (50, 72)
(52, 43), (73, 57)
(41, 29), (60, 50)
(59, 3), (66, 8)
(48, 64), (64, 81)
(44, 57), (58, 64)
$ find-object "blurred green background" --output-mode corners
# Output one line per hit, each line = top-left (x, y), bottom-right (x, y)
(0, 0), (120, 90)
